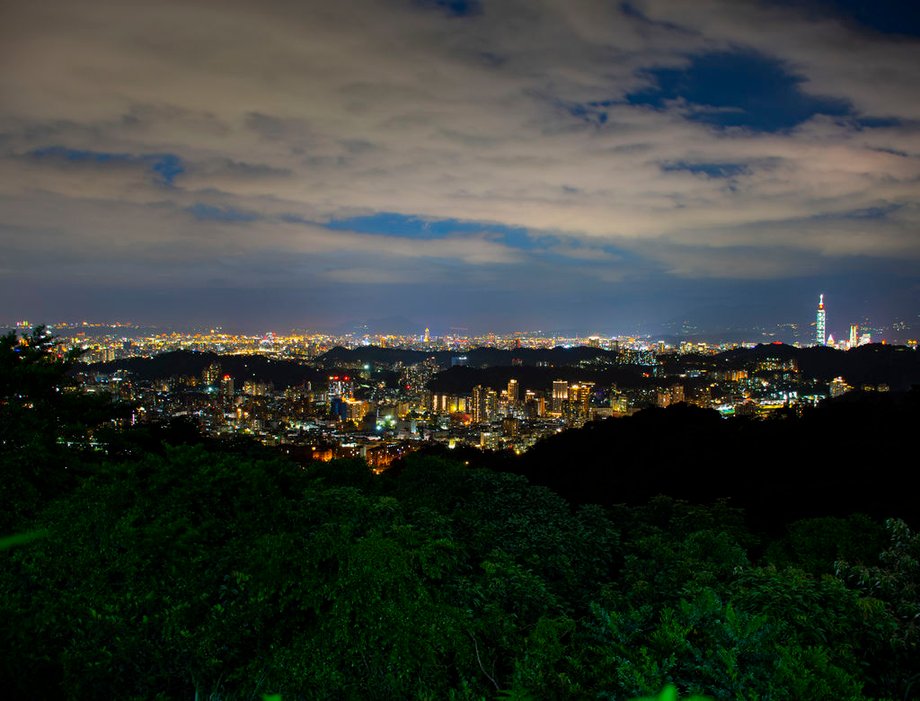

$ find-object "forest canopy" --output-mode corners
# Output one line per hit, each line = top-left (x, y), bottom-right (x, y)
(2, 330), (918, 699)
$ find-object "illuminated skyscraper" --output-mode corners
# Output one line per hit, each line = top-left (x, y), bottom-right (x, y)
(564, 382), (594, 422)
(202, 362), (222, 386)
(507, 378), (519, 406)
(471, 385), (496, 423)
(551, 380), (568, 413)
(327, 375), (353, 401)
(220, 374), (234, 399)
(472, 385), (484, 423)
(816, 294), (826, 346)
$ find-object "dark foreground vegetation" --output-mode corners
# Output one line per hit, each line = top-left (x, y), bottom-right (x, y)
(516, 393), (920, 531)
(3, 329), (919, 700)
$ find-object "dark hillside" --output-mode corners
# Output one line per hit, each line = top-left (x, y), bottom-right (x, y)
(88, 350), (323, 387)
(517, 390), (920, 530)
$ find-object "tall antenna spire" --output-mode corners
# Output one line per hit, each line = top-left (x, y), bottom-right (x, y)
(816, 294), (826, 346)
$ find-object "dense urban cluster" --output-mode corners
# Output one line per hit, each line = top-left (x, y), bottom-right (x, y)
(25, 314), (909, 469)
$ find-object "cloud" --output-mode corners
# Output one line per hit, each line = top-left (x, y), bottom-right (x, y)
(0, 0), (918, 328)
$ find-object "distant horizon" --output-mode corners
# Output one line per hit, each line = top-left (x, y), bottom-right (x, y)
(5, 310), (917, 345)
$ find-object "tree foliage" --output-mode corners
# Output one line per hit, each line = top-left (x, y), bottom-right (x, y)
(0, 356), (915, 698)
(0, 326), (120, 530)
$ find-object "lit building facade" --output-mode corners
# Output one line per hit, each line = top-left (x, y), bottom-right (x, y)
(471, 385), (497, 424)
(327, 375), (354, 401)
(431, 394), (468, 414)
(551, 380), (568, 413)
(507, 379), (519, 406)
(816, 294), (826, 346)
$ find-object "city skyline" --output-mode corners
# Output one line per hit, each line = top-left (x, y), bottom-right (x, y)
(2, 1), (920, 330)
(7, 287), (916, 345)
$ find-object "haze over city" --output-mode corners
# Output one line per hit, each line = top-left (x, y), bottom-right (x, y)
(2, 0), (919, 333)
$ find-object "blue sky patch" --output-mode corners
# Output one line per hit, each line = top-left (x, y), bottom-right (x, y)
(662, 162), (749, 178)
(628, 50), (851, 132)
(149, 154), (184, 185)
(416, 0), (482, 18)
(325, 211), (535, 248)
(29, 146), (184, 185)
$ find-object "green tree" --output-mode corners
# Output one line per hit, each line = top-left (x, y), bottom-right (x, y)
(765, 515), (886, 575)
(1, 449), (489, 699)
(837, 518), (920, 698)
(0, 326), (118, 530)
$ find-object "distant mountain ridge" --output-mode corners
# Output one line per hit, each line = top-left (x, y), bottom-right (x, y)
(316, 345), (619, 369)
(84, 343), (920, 392)
(686, 343), (920, 390)
(87, 350), (323, 388)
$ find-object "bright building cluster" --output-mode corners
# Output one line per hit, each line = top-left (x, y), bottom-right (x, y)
(8, 297), (916, 470)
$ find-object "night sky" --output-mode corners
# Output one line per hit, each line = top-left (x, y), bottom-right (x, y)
(1, 0), (919, 335)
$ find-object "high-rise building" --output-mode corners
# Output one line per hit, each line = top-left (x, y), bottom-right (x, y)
(471, 385), (484, 423)
(507, 379), (519, 406)
(202, 362), (222, 386)
(472, 385), (496, 423)
(560, 382), (592, 423)
(485, 388), (497, 421)
(849, 324), (859, 348)
(327, 375), (354, 401)
(432, 394), (468, 414)
(816, 294), (826, 346)
(571, 382), (594, 415)
(220, 374), (235, 399)
(551, 380), (568, 413)
(656, 384), (684, 408)
(524, 390), (546, 418)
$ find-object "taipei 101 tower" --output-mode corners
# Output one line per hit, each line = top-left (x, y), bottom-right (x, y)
(816, 294), (826, 346)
